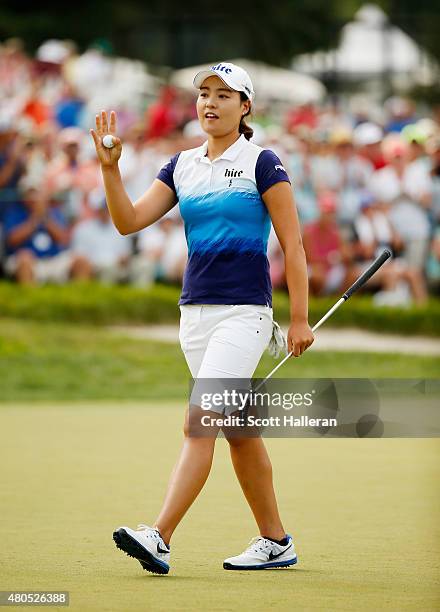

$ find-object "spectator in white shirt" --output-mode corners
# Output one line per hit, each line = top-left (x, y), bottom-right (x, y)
(369, 135), (432, 270)
(71, 188), (154, 285)
(137, 213), (187, 284)
(353, 192), (427, 304)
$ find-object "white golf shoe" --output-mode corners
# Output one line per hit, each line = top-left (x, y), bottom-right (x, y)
(113, 524), (170, 574)
(223, 534), (297, 570)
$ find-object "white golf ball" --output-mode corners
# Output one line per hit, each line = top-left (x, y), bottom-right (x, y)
(103, 134), (115, 148)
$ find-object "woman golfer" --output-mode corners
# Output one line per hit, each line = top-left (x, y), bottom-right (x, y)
(91, 62), (314, 574)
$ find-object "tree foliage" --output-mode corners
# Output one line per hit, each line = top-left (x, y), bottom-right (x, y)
(1, 0), (438, 67)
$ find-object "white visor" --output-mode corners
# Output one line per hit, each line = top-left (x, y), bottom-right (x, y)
(193, 62), (254, 102)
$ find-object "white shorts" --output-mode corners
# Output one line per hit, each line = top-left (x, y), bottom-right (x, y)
(179, 304), (273, 378)
(179, 304), (273, 414)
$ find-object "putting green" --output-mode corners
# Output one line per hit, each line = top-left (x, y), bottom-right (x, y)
(0, 403), (438, 611)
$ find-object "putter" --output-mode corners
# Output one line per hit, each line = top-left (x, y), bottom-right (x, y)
(254, 247), (393, 393)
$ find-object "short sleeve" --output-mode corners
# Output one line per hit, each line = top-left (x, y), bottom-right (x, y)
(156, 153), (180, 197)
(255, 150), (291, 196)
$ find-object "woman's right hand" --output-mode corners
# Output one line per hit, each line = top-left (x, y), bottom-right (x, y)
(90, 110), (122, 167)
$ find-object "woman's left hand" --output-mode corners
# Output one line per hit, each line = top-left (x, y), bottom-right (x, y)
(287, 320), (314, 357)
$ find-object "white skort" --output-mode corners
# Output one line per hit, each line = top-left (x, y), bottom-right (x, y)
(179, 304), (274, 415)
(179, 304), (273, 378)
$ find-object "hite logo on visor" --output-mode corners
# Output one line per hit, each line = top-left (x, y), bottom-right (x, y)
(274, 164), (286, 172)
(211, 63), (232, 74)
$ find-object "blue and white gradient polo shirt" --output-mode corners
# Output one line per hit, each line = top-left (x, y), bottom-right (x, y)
(157, 134), (291, 306)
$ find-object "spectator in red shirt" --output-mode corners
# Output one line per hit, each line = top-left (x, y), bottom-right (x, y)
(286, 103), (318, 133)
(22, 78), (51, 126)
(303, 191), (355, 295)
(145, 86), (179, 140)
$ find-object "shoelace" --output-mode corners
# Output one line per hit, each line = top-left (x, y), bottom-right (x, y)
(136, 523), (159, 538)
(135, 523), (171, 553)
(244, 536), (272, 554)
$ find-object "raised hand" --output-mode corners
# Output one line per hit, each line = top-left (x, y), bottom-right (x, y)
(90, 110), (122, 167)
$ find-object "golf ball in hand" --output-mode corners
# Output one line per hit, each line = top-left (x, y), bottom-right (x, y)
(103, 134), (115, 148)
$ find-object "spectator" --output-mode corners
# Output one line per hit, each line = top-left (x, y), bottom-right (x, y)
(369, 135), (432, 270)
(71, 189), (155, 285)
(401, 125), (428, 166)
(309, 128), (373, 225)
(384, 97), (416, 133)
(19, 132), (47, 191)
(287, 130), (318, 224)
(54, 82), (85, 128)
(3, 179), (88, 284)
(353, 122), (386, 170)
(352, 192), (427, 305)
(0, 39), (438, 300)
(302, 191), (356, 296)
(0, 38), (31, 99)
(138, 215), (187, 284)
(330, 128), (374, 225)
(145, 86), (180, 140)
(118, 124), (158, 201)
(286, 102), (318, 133)
(43, 127), (99, 223)
(426, 227), (440, 292)
(428, 137), (440, 226)
(267, 227), (286, 289)
(22, 78), (52, 126)
(0, 120), (28, 266)
(0, 119), (26, 209)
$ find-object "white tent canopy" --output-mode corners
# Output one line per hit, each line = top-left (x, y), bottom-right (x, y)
(171, 58), (326, 104)
(292, 4), (438, 85)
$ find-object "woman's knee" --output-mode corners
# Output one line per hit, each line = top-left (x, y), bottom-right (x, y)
(226, 434), (261, 449)
(226, 436), (247, 448)
(226, 436), (272, 465)
(183, 407), (219, 440)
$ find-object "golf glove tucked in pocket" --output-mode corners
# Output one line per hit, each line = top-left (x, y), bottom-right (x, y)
(267, 320), (287, 358)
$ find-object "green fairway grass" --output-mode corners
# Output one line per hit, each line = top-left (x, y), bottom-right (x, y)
(1, 318), (439, 401)
(0, 403), (438, 611)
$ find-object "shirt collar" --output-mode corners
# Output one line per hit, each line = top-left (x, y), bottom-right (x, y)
(195, 134), (248, 163)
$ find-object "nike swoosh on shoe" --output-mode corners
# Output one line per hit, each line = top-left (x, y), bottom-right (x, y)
(157, 543), (169, 554)
(268, 543), (293, 561)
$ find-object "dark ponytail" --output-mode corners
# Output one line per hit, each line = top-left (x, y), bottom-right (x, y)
(239, 91), (253, 141)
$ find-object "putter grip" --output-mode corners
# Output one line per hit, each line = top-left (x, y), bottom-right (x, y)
(343, 248), (392, 300)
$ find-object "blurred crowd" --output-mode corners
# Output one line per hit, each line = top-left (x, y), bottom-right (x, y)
(1, 38), (440, 306)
